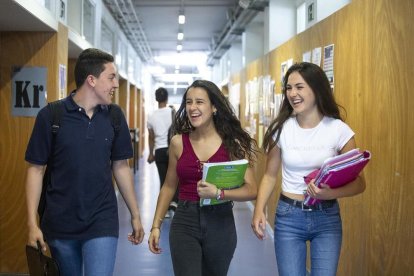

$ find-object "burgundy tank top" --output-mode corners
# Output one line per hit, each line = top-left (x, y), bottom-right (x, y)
(176, 133), (230, 201)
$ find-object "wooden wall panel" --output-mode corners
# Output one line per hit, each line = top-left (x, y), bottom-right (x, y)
(57, 23), (68, 99)
(362, 0), (414, 274)
(234, 0), (414, 274)
(0, 29), (66, 273)
(67, 58), (77, 94)
(238, 69), (247, 127)
(129, 85), (137, 129)
(136, 89), (145, 157)
(118, 78), (130, 125)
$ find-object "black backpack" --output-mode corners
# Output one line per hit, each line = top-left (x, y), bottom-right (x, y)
(38, 100), (122, 221)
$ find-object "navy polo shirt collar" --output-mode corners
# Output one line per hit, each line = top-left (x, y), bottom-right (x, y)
(64, 90), (109, 114)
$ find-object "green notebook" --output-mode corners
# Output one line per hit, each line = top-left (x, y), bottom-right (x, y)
(200, 159), (248, 206)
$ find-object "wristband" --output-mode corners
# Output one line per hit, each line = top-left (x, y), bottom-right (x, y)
(216, 188), (221, 200)
(220, 189), (225, 200)
(150, 226), (160, 233)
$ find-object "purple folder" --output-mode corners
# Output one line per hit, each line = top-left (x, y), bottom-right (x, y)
(304, 149), (371, 205)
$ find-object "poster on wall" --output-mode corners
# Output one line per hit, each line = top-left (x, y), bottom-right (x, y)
(11, 66), (47, 117)
(262, 75), (275, 127)
(274, 93), (283, 120)
(303, 50), (311, 62)
(59, 64), (67, 99)
(280, 59), (293, 88)
(323, 44), (335, 87)
(228, 83), (241, 118)
(312, 47), (322, 66)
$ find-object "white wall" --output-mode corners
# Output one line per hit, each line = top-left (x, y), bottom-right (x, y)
(267, 0), (297, 52)
(317, 0), (351, 22)
(243, 17), (264, 65)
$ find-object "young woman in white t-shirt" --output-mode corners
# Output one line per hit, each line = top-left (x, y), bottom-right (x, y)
(252, 62), (366, 276)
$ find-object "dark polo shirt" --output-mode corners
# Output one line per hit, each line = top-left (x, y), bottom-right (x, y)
(25, 94), (132, 240)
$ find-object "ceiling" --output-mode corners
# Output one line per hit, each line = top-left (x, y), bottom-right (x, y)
(103, 0), (269, 91)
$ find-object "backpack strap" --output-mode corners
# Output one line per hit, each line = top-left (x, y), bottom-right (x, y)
(48, 100), (64, 136)
(39, 100), (64, 222)
(109, 104), (122, 137)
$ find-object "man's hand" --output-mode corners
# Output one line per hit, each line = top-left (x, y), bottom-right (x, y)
(27, 224), (47, 252)
(147, 153), (155, 164)
(128, 217), (145, 245)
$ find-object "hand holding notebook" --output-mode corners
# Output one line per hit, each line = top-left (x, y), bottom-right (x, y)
(304, 148), (371, 205)
(200, 159), (248, 206)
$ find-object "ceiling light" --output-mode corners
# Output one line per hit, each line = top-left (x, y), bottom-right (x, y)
(177, 32), (184, 40)
(178, 14), (185, 24)
(147, 65), (166, 75)
(176, 44), (183, 52)
(154, 52), (208, 67)
(238, 0), (251, 9)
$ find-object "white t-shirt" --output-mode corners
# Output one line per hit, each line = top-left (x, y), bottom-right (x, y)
(275, 116), (354, 194)
(147, 107), (173, 150)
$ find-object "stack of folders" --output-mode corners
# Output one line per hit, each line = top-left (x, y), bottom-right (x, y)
(304, 148), (371, 206)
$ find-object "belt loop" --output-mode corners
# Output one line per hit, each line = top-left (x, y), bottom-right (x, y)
(301, 202), (313, 211)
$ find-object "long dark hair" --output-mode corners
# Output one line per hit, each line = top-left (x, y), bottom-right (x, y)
(263, 62), (344, 152)
(173, 80), (258, 164)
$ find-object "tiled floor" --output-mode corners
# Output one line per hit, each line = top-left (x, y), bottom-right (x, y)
(114, 155), (277, 276)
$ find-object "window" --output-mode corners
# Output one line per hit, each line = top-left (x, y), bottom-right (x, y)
(82, 0), (95, 43)
(101, 21), (114, 54)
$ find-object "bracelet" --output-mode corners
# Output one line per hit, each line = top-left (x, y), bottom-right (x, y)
(215, 188), (220, 200)
(150, 226), (161, 233)
(220, 189), (225, 200)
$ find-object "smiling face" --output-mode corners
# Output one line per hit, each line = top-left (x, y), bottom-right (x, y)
(286, 71), (318, 117)
(185, 87), (216, 129)
(91, 62), (119, 105)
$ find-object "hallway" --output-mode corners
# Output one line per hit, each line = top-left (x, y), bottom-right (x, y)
(114, 155), (277, 276)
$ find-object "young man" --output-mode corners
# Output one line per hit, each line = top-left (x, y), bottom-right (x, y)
(25, 48), (144, 276)
(147, 88), (177, 217)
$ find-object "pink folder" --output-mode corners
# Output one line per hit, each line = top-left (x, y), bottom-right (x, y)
(304, 149), (371, 205)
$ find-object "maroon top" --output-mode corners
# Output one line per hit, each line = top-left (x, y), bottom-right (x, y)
(176, 133), (230, 201)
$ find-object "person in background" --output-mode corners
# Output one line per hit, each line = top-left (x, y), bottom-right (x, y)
(25, 48), (145, 276)
(147, 87), (178, 217)
(252, 62), (366, 276)
(148, 80), (258, 276)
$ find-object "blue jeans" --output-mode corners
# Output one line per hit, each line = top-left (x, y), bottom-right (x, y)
(274, 200), (342, 276)
(48, 236), (118, 276)
(169, 200), (237, 276)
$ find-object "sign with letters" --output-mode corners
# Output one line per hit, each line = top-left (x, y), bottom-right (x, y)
(11, 66), (47, 117)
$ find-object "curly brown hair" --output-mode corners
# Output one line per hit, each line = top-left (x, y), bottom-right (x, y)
(173, 80), (258, 165)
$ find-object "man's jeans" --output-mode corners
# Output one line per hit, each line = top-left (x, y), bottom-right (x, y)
(274, 200), (342, 276)
(48, 236), (118, 276)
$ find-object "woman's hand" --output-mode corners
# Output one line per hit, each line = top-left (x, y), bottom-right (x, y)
(306, 180), (334, 200)
(251, 211), (267, 240)
(197, 180), (217, 199)
(148, 228), (162, 254)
